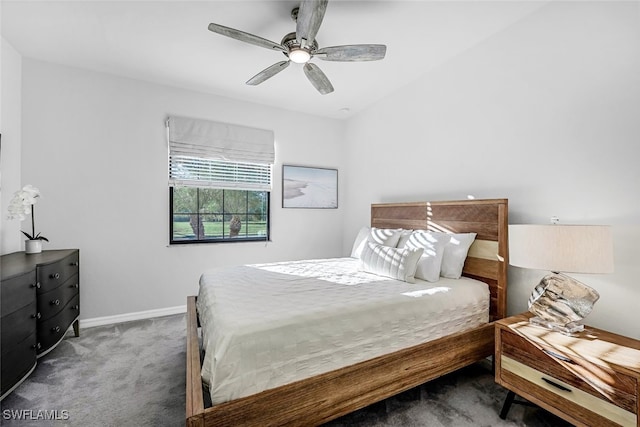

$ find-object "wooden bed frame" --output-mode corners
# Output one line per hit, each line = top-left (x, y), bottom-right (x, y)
(186, 198), (509, 426)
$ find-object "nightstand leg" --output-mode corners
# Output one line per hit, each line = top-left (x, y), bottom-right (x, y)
(73, 319), (80, 337)
(499, 390), (516, 419)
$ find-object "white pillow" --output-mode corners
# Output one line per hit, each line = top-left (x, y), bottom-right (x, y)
(433, 232), (477, 279)
(350, 226), (402, 259)
(350, 226), (371, 258)
(360, 242), (424, 283)
(395, 229), (413, 248)
(369, 227), (402, 247)
(398, 230), (447, 282)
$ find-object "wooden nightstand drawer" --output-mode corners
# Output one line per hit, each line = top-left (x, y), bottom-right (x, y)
(496, 314), (640, 427)
(501, 355), (637, 426)
(500, 327), (638, 415)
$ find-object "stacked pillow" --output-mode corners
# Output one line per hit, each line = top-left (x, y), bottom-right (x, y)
(434, 231), (477, 279)
(397, 230), (447, 282)
(350, 227), (402, 259)
(360, 242), (424, 283)
(351, 226), (476, 282)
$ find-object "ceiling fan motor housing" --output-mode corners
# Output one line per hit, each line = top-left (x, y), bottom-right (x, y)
(281, 32), (318, 58)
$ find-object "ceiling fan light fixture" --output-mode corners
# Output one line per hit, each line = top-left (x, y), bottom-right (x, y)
(207, 1), (386, 94)
(289, 48), (311, 64)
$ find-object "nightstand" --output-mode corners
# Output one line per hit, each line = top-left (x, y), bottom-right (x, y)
(495, 313), (640, 427)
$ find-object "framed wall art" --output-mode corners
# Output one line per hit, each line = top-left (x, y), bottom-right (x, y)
(282, 165), (338, 209)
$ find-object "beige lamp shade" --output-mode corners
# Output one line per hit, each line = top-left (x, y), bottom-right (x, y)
(509, 224), (614, 274)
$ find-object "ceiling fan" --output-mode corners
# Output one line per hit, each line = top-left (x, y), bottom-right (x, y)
(207, 0), (387, 95)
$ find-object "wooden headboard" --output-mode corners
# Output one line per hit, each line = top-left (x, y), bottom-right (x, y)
(371, 198), (509, 322)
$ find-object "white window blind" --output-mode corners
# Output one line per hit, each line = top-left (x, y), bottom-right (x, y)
(167, 116), (274, 191)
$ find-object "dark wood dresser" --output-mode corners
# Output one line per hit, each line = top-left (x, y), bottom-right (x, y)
(1, 249), (80, 400)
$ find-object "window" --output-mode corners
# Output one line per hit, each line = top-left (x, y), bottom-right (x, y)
(170, 187), (269, 243)
(167, 116), (274, 244)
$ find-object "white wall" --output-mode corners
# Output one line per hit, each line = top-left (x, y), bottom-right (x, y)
(20, 59), (346, 319)
(1, 37), (22, 255)
(343, 1), (640, 338)
(11, 1), (640, 339)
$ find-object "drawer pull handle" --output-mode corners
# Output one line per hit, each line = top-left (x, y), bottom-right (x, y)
(541, 377), (572, 392)
(31, 313), (41, 319)
(51, 299), (60, 306)
(50, 273), (60, 279)
(52, 326), (61, 333)
(72, 283), (79, 289)
(31, 282), (41, 289)
(70, 261), (79, 267)
(72, 305), (79, 311)
(543, 349), (575, 364)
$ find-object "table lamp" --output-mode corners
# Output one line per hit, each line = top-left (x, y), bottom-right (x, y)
(509, 223), (614, 335)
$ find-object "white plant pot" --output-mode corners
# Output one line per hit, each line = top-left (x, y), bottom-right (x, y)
(25, 240), (42, 254)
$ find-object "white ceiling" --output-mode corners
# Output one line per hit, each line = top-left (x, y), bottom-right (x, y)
(1, 1), (548, 119)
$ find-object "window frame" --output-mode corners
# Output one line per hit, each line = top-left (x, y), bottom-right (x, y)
(169, 187), (270, 245)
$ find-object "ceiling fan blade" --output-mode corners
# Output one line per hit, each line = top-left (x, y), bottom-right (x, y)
(208, 23), (285, 52)
(296, 0), (328, 48)
(303, 63), (334, 95)
(246, 61), (290, 86)
(315, 44), (387, 62)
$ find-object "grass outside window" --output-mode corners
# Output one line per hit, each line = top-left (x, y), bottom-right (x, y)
(170, 187), (269, 244)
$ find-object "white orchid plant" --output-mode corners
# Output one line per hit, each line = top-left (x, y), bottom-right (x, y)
(7, 184), (49, 242)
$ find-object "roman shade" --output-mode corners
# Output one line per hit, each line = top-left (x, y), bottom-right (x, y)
(167, 116), (275, 191)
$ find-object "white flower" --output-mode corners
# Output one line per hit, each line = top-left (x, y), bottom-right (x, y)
(22, 185), (39, 201)
(6, 184), (48, 242)
(7, 185), (41, 220)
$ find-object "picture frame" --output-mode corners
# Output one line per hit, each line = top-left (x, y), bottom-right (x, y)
(282, 165), (338, 209)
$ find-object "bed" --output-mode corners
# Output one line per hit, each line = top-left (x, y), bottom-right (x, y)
(186, 198), (509, 427)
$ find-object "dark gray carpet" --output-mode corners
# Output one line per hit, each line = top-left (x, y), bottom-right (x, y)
(1, 314), (569, 426)
(1, 315), (185, 427)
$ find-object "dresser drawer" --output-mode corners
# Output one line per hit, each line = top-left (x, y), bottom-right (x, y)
(1, 301), (38, 352)
(37, 252), (79, 294)
(37, 274), (79, 321)
(1, 332), (37, 397)
(37, 294), (80, 355)
(1, 271), (37, 316)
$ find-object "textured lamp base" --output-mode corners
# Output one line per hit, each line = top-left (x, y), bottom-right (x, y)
(527, 273), (599, 336)
(528, 316), (585, 336)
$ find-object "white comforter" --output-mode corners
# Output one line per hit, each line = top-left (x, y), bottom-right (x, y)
(197, 257), (489, 405)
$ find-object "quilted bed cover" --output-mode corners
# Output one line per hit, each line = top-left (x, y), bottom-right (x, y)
(197, 257), (489, 405)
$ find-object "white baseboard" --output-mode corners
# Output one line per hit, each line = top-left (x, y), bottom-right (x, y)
(80, 305), (187, 329)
